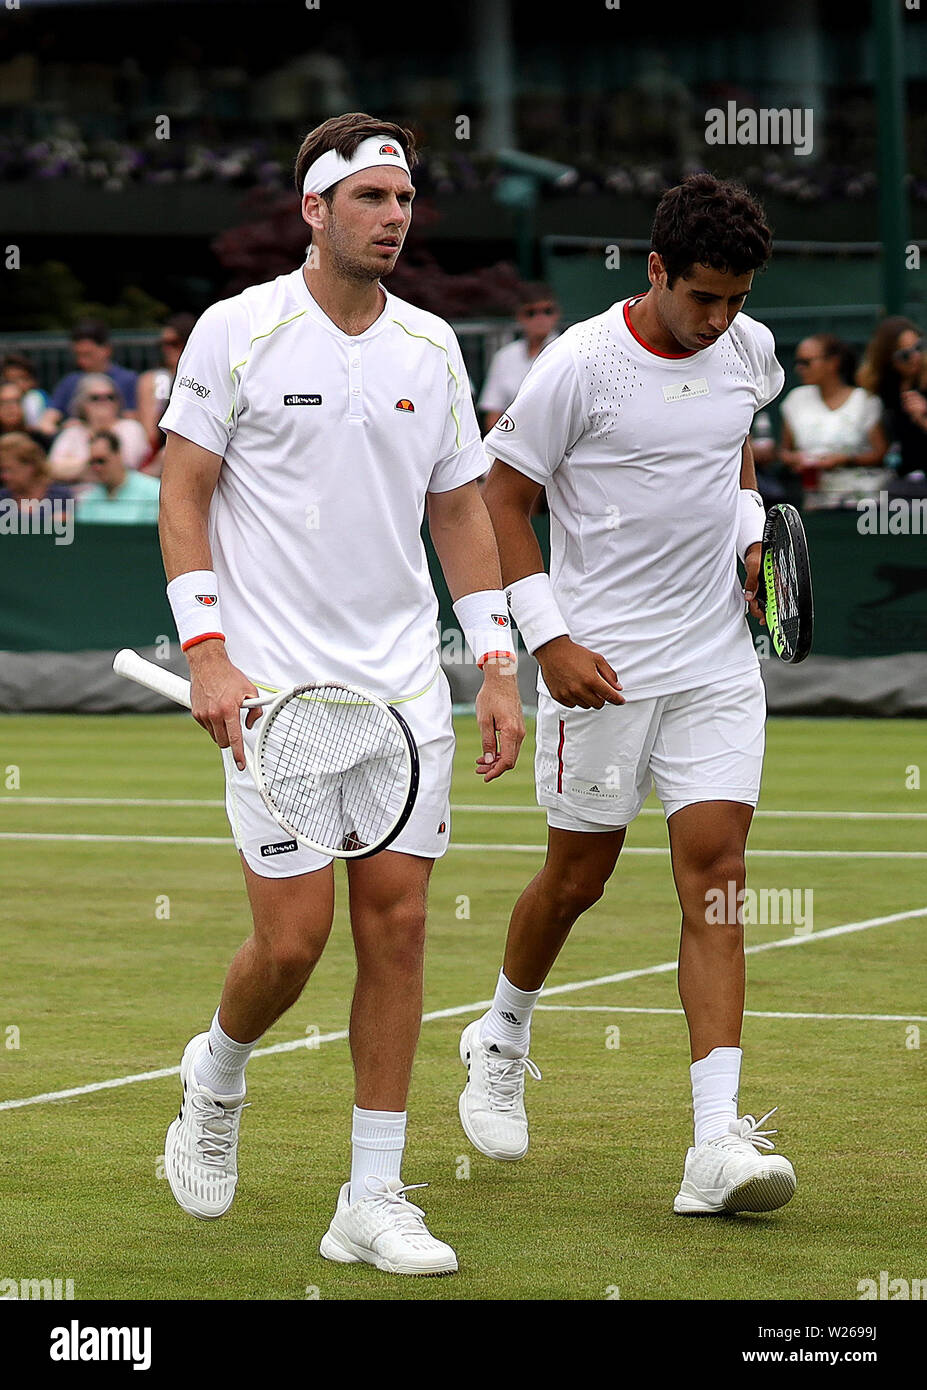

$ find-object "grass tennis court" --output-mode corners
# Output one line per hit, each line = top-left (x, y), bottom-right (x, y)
(0, 711), (924, 1301)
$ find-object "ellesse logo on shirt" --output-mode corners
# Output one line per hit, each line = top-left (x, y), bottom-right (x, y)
(395, 398), (415, 412)
(284, 393), (322, 406)
(195, 594), (218, 606)
(496, 413), (515, 431)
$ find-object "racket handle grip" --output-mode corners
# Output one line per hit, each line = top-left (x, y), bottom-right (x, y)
(113, 648), (193, 709)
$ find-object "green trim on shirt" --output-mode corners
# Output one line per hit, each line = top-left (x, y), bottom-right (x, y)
(390, 317), (462, 451)
(227, 309), (309, 424)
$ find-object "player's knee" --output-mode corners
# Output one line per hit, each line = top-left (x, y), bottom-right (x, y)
(547, 869), (607, 920)
(266, 936), (323, 987)
(354, 901), (426, 971)
(687, 854), (747, 930)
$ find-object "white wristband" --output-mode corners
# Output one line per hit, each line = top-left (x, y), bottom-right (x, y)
(452, 589), (517, 669)
(736, 489), (766, 562)
(166, 570), (226, 653)
(505, 572), (570, 654)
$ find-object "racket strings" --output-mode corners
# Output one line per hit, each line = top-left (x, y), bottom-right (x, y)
(259, 687), (408, 851)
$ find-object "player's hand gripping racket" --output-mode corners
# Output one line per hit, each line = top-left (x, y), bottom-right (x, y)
(757, 503), (814, 663)
(112, 649), (419, 859)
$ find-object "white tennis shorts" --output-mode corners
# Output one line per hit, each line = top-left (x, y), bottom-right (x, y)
(221, 668), (455, 877)
(536, 666), (766, 832)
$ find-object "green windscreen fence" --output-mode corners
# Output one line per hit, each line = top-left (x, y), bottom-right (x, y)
(1, 516), (925, 662)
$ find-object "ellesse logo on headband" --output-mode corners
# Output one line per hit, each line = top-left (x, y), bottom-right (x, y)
(379, 143), (400, 156)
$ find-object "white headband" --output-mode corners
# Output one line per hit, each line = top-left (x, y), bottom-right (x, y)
(302, 134), (410, 196)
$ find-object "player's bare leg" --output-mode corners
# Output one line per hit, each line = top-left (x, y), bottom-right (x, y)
(164, 860), (336, 1220)
(667, 800), (750, 1061)
(346, 850), (432, 1112)
(220, 857), (336, 1041)
(667, 799), (796, 1214)
(459, 826), (624, 1159)
(320, 850), (457, 1275)
(502, 826), (626, 989)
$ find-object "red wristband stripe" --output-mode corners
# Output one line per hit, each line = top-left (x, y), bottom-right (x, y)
(181, 632), (226, 652)
(477, 649), (517, 669)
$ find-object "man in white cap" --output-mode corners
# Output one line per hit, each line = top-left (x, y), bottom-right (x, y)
(157, 113), (524, 1276)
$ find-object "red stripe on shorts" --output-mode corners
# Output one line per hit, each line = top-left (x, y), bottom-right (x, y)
(557, 718), (565, 793)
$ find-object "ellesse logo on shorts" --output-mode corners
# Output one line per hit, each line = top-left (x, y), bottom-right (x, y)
(260, 840), (298, 857)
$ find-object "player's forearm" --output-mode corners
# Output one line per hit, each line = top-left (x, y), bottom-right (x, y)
(158, 488), (215, 583)
(481, 471), (546, 587)
(158, 437), (223, 583)
(739, 436), (758, 490)
(428, 488), (504, 600)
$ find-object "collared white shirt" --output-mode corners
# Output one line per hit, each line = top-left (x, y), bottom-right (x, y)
(161, 265), (486, 697)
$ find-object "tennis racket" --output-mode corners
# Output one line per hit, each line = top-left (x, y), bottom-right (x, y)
(112, 649), (419, 859)
(757, 503), (814, 663)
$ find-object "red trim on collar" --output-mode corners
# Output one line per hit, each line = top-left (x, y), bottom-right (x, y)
(623, 294), (697, 359)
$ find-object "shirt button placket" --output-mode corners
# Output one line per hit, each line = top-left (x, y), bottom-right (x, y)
(348, 348), (364, 423)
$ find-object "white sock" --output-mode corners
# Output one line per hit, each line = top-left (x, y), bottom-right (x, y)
(349, 1107), (407, 1205)
(690, 1046), (743, 1147)
(480, 969), (542, 1058)
(193, 1008), (258, 1097)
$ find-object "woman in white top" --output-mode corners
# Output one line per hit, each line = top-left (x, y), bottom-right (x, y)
(779, 334), (888, 508)
(47, 373), (150, 484)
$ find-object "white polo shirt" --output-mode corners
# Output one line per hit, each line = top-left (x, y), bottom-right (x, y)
(485, 295), (785, 700)
(478, 334), (558, 416)
(160, 265), (486, 698)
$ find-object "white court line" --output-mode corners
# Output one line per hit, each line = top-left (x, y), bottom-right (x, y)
(0, 797), (222, 808)
(1, 904), (924, 1113)
(535, 1005), (927, 1022)
(2, 797), (926, 821)
(1, 831), (926, 859)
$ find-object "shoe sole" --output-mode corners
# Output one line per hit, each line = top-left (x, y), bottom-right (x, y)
(319, 1227), (457, 1276)
(457, 1025), (528, 1162)
(674, 1169), (797, 1216)
(164, 1035), (238, 1221)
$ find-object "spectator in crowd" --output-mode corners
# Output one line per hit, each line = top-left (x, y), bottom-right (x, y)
(0, 382), (49, 450)
(747, 409), (787, 507)
(0, 431), (73, 508)
(478, 283), (560, 433)
(0, 352), (49, 427)
(75, 430), (160, 524)
(39, 319), (139, 434)
(779, 333), (888, 508)
(857, 317), (927, 487)
(136, 312), (196, 472)
(47, 374), (149, 484)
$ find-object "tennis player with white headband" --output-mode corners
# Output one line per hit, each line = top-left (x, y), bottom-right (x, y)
(157, 112), (523, 1276)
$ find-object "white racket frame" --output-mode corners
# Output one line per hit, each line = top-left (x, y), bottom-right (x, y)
(112, 648), (418, 859)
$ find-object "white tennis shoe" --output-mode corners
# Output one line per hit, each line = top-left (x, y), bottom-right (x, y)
(319, 1178), (458, 1276)
(673, 1108), (797, 1215)
(458, 1018), (541, 1161)
(164, 1032), (248, 1220)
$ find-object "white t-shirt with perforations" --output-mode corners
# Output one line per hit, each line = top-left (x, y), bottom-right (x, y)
(160, 264), (486, 698)
(484, 295), (786, 700)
